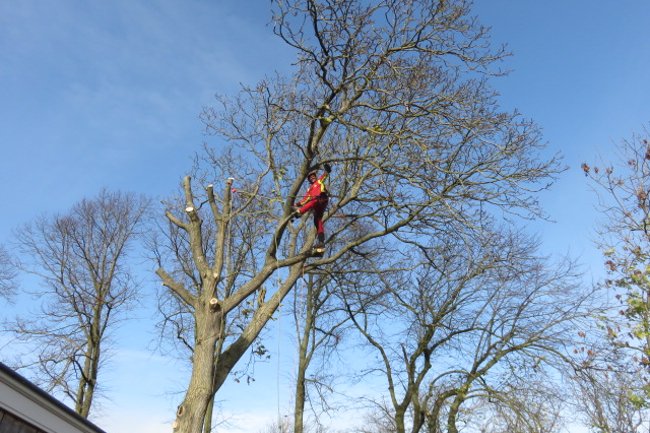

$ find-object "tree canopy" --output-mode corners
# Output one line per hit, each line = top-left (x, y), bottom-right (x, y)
(152, 1), (565, 432)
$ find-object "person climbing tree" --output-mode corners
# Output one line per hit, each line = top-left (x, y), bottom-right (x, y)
(294, 163), (331, 250)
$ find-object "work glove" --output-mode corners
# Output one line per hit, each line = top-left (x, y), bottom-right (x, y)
(323, 163), (332, 173)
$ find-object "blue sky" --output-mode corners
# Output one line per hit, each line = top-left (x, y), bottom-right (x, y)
(476, 1), (650, 278)
(1, 1), (650, 432)
(0, 0), (293, 241)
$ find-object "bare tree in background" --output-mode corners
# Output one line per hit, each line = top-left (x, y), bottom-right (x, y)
(0, 245), (17, 300)
(574, 366), (649, 433)
(153, 1), (563, 432)
(343, 225), (589, 433)
(473, 386), (565, 433)
(7, 189), (150, 418)
(290, 265), (357, 433)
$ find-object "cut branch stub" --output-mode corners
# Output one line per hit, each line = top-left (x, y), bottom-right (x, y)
(209, 297), (221, 312)
(185, 205), (200, 222)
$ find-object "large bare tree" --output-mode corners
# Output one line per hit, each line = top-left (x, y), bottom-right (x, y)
(7, 189), (149, 418)
(153, 1), (562, 432)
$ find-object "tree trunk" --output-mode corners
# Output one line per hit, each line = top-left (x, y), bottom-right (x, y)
(394, 408), (407, 433)
(294, 362), (307, 433)
(293, 273), (321, 433)
(293, 317), (312, 433)
(173, 307), (220, 433)
(172, 265), (303, 433)
(75, 352), (93, 417)
(446, 388), (468, 433)
(203, 314), (226, 433)
(76, 333), (100, 418)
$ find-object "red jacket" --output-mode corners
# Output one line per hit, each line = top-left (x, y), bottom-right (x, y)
(297, 172), (329, 206)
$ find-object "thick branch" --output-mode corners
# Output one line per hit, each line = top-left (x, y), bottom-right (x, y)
(156, 267), (196, 307)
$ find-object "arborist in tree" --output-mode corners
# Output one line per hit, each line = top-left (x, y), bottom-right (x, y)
(293, 163), (332, 250)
